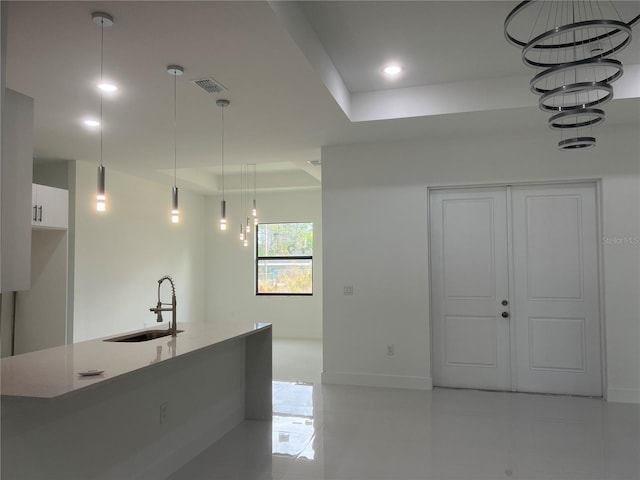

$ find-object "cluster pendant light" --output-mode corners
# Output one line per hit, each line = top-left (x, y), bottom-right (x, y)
(217, 99), (230, 231)
(83, 13), (260, 233)
(92, 12), (113, 212)
(504, 1), (639, 150)
(215, 100), (259, 243)
(235, 164), (258, 247)
(84, 13), (260, 232)
(167, 65), (184, 224)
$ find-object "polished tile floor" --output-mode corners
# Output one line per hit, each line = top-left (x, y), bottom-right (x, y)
(169, 340), (640, 480)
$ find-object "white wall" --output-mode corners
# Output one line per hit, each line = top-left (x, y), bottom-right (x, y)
(206, 189), (322, 339)
(15, 230), (67, 353)
(73, 160), (206, 341)
(322, 126), (640, 403)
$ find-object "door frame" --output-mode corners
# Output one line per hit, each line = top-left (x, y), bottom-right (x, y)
(427, 179), (607, 398)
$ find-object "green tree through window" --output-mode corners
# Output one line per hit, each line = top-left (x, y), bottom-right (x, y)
(256, 223), (313, 295)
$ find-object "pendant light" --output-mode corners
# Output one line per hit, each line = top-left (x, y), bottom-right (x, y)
(239, 164), (245, 242)
(244, 164), (252, 236)
(251, 163), (258, 226)
(92, 12), (113, 212)
(504, 1), (639, 150)
(217, 99), (230, 230)
(243, 164), (250, 247)
(167, 65), (184, 224)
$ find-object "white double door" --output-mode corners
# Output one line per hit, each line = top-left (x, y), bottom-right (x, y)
(430, 183), (602, 396)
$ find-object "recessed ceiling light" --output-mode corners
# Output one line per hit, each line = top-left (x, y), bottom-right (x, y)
(98, 82), (118, 92)
(84, 119), (100, 127)
(383, 64), (403, 77)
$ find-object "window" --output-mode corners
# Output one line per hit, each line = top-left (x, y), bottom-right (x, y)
(256, 222), (313, 295)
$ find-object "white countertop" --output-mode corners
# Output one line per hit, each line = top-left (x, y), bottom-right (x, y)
(0, 322), (271, 399)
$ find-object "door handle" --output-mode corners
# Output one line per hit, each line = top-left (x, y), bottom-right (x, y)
(33, 205), (38, 222)
(501, 311), (510, 319)
(38, 205), (43, 222)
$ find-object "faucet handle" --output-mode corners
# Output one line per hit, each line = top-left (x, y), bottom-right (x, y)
(153, 301), (163, 323)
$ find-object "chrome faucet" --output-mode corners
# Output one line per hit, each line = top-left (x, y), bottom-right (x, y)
(149, 275), (178, 336)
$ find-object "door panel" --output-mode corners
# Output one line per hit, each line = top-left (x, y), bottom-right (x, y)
(431, 188), (511, 390)
(444, 315), (499, 367)
(443, 200), (497, 299)
(512, 183), (601, 396)
(524, 195), (583, 300)
(528, 317), (586, 371)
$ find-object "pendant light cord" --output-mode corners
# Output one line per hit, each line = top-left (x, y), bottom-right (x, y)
(99, 19), (104, 168)
(241, 164), (245, 219)
(173, 68), (177, 188)
(221, 106), (225, 201)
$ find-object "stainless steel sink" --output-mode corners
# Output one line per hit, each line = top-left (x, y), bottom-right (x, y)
(104, 329), (184, 342)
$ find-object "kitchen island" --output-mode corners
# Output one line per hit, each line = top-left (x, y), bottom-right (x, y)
(1, 321), (272, 479)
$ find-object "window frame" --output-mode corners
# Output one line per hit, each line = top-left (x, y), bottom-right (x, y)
(255, 222), (313, 296)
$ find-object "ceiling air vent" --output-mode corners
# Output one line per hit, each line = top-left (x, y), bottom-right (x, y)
(192, 77), (227, 94)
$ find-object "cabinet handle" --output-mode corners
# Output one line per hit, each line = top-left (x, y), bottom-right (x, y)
(33, 205), (38, 222)
(38, 205), (43, 222)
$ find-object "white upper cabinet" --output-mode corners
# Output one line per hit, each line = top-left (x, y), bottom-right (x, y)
(32, 184), (68, 229)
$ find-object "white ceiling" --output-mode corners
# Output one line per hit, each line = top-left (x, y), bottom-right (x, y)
(299, 1), (528, 91)
(6, 1), (640, 193)
(298, 0), (640, 92)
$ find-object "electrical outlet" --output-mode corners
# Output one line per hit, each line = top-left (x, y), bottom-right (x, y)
(343, 286), (354, 296)
(160, 402), (168, 424)
(387, 344), (395, 356)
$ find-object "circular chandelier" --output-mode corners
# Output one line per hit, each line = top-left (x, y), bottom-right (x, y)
(505, 1), (639, 150)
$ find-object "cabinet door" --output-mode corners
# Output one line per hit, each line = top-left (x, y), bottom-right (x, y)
(33, 184), (68, 229)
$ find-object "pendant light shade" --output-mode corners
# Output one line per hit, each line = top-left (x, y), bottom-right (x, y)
(167, 64), (184, 224)
(96, 165), (106, 212)
(171, 186), (179, 224)
(92, 12), (113, 212)
(217, 99), (230, 231)
(220, 200), (227, 230)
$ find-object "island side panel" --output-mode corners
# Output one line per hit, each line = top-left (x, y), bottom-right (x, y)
(1, 338), (247, 480)
(245, 326), (273, 420)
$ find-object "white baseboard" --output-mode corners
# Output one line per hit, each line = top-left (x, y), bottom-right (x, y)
(322, 371), (432, 390)
(607, 386), (640, 404)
